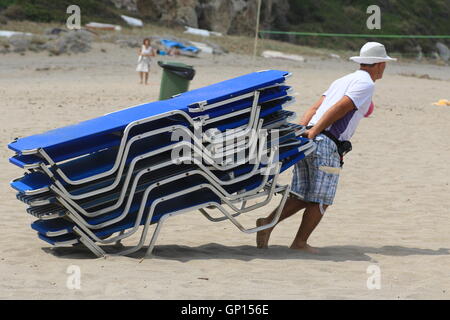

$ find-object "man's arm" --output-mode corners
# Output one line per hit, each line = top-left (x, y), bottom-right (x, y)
(306, 96), (356, 139)
(299, 95), (325, 126)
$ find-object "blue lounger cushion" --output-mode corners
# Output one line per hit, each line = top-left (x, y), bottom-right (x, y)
(9, 70), (289, 155)
(9, 154), (43, 169)
(210, 97), (292, 131)
(11, 172), (52, 194)
(35, 189), (222, 246)
(12, 146), (175, 195)
(49, 136), (174, 182)
(9, 89), (292, 169)
(48, 99), (292, 182)
(30, 144), (308, 241)
(25, 138), (308, 219)
(16, 192), (54, 206)
(19, 133), (310, 213)
(32, 184), (225, 238)
(26, 164), (191, 218)
(11, 109), (298, 196)
(9, 117), (181, 168)
(32, 219), (73, 236)
(160, 39), (200, 54)
(37, 233), (79, 246)
(194, 85), (290, 119)
(12, 132), (122, 164)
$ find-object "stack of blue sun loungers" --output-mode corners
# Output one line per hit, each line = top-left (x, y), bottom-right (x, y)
(8, 70), (316, 258)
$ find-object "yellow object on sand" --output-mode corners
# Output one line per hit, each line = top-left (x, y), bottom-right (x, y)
(432, 99), (450, 106)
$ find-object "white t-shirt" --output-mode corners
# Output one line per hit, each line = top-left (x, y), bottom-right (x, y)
(309, 70), (375, 141)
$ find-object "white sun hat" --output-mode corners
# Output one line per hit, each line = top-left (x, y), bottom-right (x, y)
(350, 42), (397, 64)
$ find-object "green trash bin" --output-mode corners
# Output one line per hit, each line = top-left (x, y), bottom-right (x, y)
(158, 61), (196, 100)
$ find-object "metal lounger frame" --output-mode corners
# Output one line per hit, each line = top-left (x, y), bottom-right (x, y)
(37, 135), (309, 219)
(28, 135), (309, 221)
(210, 121), (303, 155)
(45, 146), (278, 222)
(47, 154), (281, 234)
(13, 103), (297, 198)
(187, 78), (291, 113)
(38, 123), (266, 201)
(70, 178), (291, 258)
(36, 101), (264, 193)
(29, 88), (269, 186)
(55, 162), (282, 247)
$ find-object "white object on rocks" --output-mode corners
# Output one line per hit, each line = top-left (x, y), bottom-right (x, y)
(121, 15), (143, 27)
(261, 50), (305, 63)
(0, 30), (33, 38)
(184, 26), (222, 37)
(414, 45), (423, 61)
(436, 42), (450, 62)
(85, 22), (122, 31)
(45, 30), (93, 55)
(329, 53), (341, 59)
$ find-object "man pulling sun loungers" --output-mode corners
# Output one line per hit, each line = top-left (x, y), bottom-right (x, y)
(256, 42), (396, 253)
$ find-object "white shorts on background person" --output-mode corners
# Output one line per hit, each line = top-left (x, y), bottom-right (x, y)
(136, 56), (151, 73)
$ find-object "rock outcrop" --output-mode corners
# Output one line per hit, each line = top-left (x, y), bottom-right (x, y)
(0, 30), (92, 55)
(135, 0), (290, 35)
(436, 42), (450, 62)
(136, 0), (199, 28)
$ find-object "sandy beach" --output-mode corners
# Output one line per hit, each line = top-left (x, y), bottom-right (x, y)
(0, 43), (449, 299)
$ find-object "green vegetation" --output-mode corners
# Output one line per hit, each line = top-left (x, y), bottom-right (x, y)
(273, 0), (450, 54)
(0, 0), (124, 24)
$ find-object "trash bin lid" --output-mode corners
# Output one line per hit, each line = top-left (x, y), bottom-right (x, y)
(158, 61), (196, 80)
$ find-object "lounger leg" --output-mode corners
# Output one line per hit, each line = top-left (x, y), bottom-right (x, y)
(199, 208), (241, 222)
(73, 226), (105, 258)
(115, 231), (125, 247)
(143, 216), (168, 258)
(214, 185), (291, 234)
(79, 238), (104, 258)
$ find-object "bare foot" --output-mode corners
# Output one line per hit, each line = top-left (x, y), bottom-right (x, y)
(256, 218), (271, 249)
(290, 242), (320, 254)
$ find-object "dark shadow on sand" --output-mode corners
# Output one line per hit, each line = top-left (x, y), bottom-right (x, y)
(43, 243), (450, 263)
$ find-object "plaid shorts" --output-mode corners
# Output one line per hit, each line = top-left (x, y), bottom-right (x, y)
(291, 134), (341, 205)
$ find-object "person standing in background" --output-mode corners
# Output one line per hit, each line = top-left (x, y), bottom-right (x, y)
(137, 38), (156, 85)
